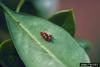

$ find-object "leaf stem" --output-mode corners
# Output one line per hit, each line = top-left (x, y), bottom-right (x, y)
(16, 0), (25, 13)
(0, 39), (11, 49)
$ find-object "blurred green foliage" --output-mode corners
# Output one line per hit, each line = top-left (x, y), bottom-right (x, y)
(0, 39), (25, 67)
(48, 9), (75, 37)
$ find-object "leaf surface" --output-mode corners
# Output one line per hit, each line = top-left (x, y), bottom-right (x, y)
(0, 3), (90, 67)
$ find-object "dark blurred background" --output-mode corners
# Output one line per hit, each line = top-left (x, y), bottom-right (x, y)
(59, 0), (100, 62)
(0, 0), (100, 64)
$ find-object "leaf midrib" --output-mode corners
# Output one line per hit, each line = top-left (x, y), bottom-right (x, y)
(0, 3), (67, 67)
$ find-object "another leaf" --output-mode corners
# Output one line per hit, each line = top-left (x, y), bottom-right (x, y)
(0, 39), (25, 67)
(48, 9), (76, 36)
(31, 0), (59, 18)
(0, 3), (90, 67)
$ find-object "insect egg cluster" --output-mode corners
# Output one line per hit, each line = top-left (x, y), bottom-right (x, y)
(40, 32), (53, 42)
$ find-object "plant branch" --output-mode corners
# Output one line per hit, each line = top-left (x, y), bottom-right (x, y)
(16, 0), (25, 13)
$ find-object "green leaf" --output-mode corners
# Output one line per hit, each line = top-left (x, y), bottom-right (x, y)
(0, 3), (90, 67)
(31, 0), (59, 18)
(0, 39), (25, 67)
(48, 9), (76, 37)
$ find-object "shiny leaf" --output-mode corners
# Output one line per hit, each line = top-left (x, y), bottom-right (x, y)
(31, 0), (59, 18)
